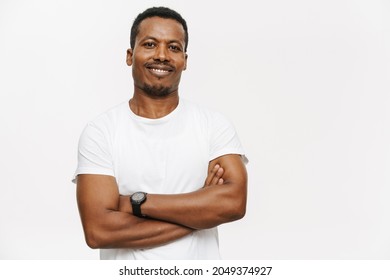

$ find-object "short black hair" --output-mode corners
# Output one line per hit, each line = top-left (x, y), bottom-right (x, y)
(130, 7), (189, 52)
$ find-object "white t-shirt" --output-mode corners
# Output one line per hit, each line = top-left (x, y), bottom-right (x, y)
(74, 98), (247, 259)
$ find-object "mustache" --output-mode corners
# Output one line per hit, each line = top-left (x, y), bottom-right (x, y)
(145, 62), (175, 70)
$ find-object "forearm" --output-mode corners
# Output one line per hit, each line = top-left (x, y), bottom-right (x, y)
(83, 210), (193, 249)
(77, 174), (194, 250)
(120, 185), (246, 230)
(121, 155), (247, 230)
(150, 187), (244, 229)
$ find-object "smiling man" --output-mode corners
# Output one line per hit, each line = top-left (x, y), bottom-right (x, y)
(74, 7), (248, 260)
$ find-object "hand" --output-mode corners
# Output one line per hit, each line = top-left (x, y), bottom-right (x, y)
(204, 164), (224, 187)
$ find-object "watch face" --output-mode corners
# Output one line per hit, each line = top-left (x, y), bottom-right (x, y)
(132, 192), (146, 202)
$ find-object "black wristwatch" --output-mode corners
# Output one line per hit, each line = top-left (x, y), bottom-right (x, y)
(130, 192), (147, 218)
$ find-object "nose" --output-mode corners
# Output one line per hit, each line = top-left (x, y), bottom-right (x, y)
(154, 45), (169, 62)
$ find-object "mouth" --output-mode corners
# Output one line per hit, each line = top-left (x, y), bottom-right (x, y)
(145, 63), (174, 77)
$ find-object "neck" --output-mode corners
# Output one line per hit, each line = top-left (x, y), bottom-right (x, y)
(129, 91), (179, 119)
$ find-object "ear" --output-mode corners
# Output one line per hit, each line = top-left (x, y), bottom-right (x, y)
(183, 53), (188, 71)
(126, 49), (133, 66)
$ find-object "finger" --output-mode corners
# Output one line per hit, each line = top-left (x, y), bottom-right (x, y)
(217, 178), (224, 185)
(211, 167), (224, 185)
(205, 164), (220, 186)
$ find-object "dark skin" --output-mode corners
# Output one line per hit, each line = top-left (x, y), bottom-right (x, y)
(77, 17), (247, 249)
(77, 164), (225, 249)
(127, 17), (187, 119)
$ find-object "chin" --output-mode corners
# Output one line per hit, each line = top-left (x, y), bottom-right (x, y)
(142, 84), (174, 98)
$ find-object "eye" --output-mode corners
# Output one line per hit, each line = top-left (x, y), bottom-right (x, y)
(144, 42), (156, 48)
(169, 45), (182, 52)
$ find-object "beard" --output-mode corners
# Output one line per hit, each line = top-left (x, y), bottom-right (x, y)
(142, 83), (173, 98)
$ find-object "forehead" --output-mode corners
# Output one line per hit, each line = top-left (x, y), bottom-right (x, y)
(136, 17), (185, 43)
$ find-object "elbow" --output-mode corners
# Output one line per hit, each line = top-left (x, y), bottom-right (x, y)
(85, 231), (100, 249)
(236, 205), (246, 220)
(85, 236), (100, 249)
(218, 200), (246, 225)
(228, 197), (247, 221)
(214, 189), (247, 225)
(84, 228), (107, 249)
(229, 203), (246, 221)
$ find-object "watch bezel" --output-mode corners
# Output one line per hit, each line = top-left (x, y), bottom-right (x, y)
(131, 192), (146, 204)
(130, 192), (147, 217)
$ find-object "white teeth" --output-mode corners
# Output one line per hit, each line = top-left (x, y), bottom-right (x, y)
(152, 68), (169, 73)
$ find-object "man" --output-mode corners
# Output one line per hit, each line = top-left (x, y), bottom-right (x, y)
(74, 6), (248, 260)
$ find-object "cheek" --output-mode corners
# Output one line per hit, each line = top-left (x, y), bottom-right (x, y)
(131, 63), (146, 84)
(180, 56), (187, 70)
(174, 59), (186, 72)
(132, 57), (146, 75)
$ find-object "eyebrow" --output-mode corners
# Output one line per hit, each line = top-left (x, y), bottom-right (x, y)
(140, 36), (184, 46)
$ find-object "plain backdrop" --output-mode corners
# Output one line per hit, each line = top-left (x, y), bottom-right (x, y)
(0, 0), (389, 259)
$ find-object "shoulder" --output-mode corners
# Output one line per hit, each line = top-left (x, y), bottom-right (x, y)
(79, 101), (128, 141)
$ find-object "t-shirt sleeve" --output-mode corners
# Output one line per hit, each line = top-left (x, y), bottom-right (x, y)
(209, 112), (248, 163)
(72, 122), (114, 183)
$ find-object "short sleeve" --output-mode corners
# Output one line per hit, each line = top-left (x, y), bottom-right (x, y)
(72, 122), (114, 183)
(209, 112), (248, 163)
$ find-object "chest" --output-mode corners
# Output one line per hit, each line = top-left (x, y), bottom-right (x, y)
(113, 120), (209, 195)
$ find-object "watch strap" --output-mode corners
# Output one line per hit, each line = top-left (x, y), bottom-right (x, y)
(132, 201), (143, 217)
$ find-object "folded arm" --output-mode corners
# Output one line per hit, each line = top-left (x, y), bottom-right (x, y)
(76, 161), (227, 249)
(120, 154), (248, 230)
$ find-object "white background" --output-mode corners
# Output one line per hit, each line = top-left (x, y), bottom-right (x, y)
(0, 0), (389, 259)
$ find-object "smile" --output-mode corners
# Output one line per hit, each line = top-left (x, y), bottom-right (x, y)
(146, 65), (174, 77)
(150, 68), (170, 73)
